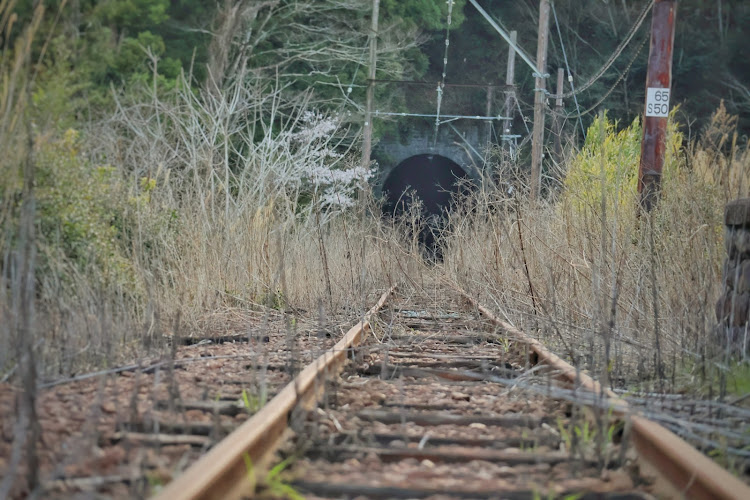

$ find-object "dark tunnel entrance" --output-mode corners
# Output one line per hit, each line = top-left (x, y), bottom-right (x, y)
(381, 154), (475, 257)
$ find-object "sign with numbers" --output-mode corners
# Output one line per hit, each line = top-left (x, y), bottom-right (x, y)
(646, 88), (670, 117)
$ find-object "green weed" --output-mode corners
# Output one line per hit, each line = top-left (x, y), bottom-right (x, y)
(242, 453), (303, 499)
(263, 457), (304, 500)
(557, 410), (620, 460)
(241, 388), (268, 413)
(532, 489), (582, 500)
(242, 452), (257, 491)
(725, 361), (750, 396)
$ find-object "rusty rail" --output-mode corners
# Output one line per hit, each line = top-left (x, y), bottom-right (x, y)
(153, 286), (396, 500)
(459, 290), (750, 500)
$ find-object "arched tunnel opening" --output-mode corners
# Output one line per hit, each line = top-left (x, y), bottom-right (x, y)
(381, 154), (475, 258)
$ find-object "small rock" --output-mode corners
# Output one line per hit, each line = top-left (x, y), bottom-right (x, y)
(186, 409), (205, 420)
(469, 422), (487, 430)
(389, 440), (405, 447)
(148, 466), (173, 486)
(421, 459), (435, 468)
(601, 469), (634, 490)
(101, 402), (117, 414)
(541, 422), (559, 435)
(725, 199), (750, 226)
(451, 391), (470, 401)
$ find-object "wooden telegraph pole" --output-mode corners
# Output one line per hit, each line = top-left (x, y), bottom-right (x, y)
(502, 30), (517, 153)
(361, 0), (380, 168)
(553, 67), (565, 161)
(485, 85), (494, 147)
(530, 0), (550, 202)
(638, 0), (677, 212)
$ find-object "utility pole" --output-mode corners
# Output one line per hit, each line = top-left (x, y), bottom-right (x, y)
(553, 67), (564, 162)
(530, 0), (550, 202)
(361, 0), (380, 168)
(502, 30), (517, 155)
(638, 0), (676, 212)
(485, 85), (494, 148)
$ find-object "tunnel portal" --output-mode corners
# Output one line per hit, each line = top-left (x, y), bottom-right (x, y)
(381, 154), (473, 218)
(381, 154), (475, 257)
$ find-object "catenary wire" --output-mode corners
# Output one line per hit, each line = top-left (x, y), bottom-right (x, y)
(552, 35), (648, 120)
(550, 1), (585, 138)
(433, 0), (455, 147)
(548, 0), (654, 100)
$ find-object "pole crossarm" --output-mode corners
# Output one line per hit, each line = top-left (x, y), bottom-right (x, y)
(368, 79), (514, 91)
(467, 0), (538, 74)
(373, 111), (510, 121)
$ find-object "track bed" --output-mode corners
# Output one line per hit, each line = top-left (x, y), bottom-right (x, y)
(276, 293), (653, 499)
(0, 311), (342, 498)
(5, 288), (749, 499)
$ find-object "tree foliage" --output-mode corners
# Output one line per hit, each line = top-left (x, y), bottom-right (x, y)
(8, 0), (748, 137)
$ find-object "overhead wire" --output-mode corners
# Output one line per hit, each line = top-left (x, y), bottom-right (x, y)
(337, 42), (370, 112)
(547, 0), (654, 100)
(433, 0), (455, 147)
(514, 96), (531, 136)
(359, 0), (651, 156)
(552, 35), (648, 120)
(374, 111), (507, 121)
(467, 0), (538, 74)
(550, 1), (585, 138)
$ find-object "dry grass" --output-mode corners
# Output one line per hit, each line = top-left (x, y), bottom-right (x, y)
(3, 61), (747, 394)
(0, 56), (435, 380)
(439, 109), (750, 396)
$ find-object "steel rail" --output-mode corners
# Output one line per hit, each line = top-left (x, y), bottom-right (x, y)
(458, 289), (750, 500)
(153, 286), (396, 500)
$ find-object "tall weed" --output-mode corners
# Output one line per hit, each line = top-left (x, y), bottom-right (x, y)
(441, 106), (749, 393)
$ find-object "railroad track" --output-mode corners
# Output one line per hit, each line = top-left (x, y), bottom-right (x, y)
(152, 285), (750, 500)
(5, 285), (746, 498)
(1, 305), (353, 498)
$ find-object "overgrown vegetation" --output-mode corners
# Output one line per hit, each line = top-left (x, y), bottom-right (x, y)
(0, 0), (417, 379)
(442, 104), (749, 396)
(2, 0), (748, 411)
(1, 0), (749, 493)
